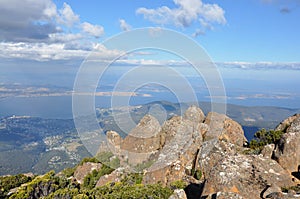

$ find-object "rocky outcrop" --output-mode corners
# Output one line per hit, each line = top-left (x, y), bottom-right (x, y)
(261, 144), (275, 159)
(143, 118), (204, 185)
(204, 192), (244, 199)
(106, 130), (122, 154)
(203, 148), (294, 199)
(273, 114), (300, 173)
(96, 167), (124, 187)
(73, 162), (102, 184)
(183, 105), (205, 124)
(121, 114), (162, 151)
(105, 115), (163, 166)
(275, 114), (300, 132)
(7, 107), (300, 199)
(102, 107), (300, 197)
(168, 189), (187, 199)
(204, 112), (247, 146)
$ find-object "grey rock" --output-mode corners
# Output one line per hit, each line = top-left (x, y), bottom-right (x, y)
(168, 189), (187, 199)
(143, 109), (204, 185)
(261, 144), (275, 159)
(273, 115), (300, 172)
(199, 141), (294, 199)
(262, 185), (282, 198)
(204, 192), (244, 199)
(204, 112), (247, 146)
(183, 105), (205, 124)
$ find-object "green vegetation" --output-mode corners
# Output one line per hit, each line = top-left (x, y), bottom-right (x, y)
(191, 169), (202, 180)
(170, 180), (187, 190)
(121, 173), (144, 185)
(3, 156), (180, 199)
(9, 170), (59, 199)
(82, 164), (114, 189)
(79, 157), (101, 166)
(6, 170), (173, 199)
(0, 174), (33, 198)
(89, 182), (173, 199)
(248, 128), (284, 152)
(61, 167), (76, 178)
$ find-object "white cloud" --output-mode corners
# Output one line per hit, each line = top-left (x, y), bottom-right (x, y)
(0, 42), (125, 62)
(0, 42), (88, 61)
(43, 1), (57, 18)
(119, 19), (131, 31)
(49, 33), (83, 43)
(81, 22), (104, 38)
(0, 0), (59, 42)
(0, 0), (107, 61)
(218, 62), (300, 70)
(192, 29), (205, 37)
(88, 44), (125, 61)
(136, 0), (226, 32)
(57, 3), (80, 27)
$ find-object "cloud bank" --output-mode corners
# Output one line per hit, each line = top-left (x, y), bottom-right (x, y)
(0, 0), (105, 61)
(136, 0), (226, 36)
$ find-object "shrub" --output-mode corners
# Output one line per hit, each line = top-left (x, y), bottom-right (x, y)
(61, 167), (76, 178)
(249, 128), (284, 151)
(79, 157), (100, 166)
(121, 173), (143, 185)
(82, 164), (114, 189)
(0, 174), (33, 198)
(90, 182), (173, 199)
(45, 188), (79, 199)
(170, 180), (187, 190)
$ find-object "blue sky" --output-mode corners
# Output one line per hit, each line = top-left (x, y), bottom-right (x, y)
(59, 0), (300, 62)
(0, 0), (299, 63)
(0, 0), (300, 110)
(57, 0), (300, 62)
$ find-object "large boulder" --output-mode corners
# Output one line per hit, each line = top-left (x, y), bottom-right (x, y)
(205, 192), (244, 199)
(105, 115), (163, 166)
(183, 105), (205, 124)
(106, 130), (122, 154)
(143, 108), (205, 186)
(273, 114), (300, 172)
(198, 140), (238, 179)
(121, 114), (162, 152)
(275, 114), (300, 132)
(200, 150), (295, 199)
(204, 112), (247, 146)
